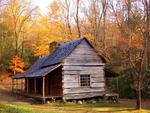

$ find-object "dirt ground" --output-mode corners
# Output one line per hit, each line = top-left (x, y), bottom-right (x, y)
(119, 99), (150, 110)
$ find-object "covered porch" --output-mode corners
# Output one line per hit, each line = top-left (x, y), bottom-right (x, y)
(12, 64), (63, 103)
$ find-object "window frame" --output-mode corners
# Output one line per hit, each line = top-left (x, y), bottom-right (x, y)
(79, 74), (91, 87)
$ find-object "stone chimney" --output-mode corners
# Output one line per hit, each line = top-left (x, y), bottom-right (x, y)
(49, 41), (60, 53)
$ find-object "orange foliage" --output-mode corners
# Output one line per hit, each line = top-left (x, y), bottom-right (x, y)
(9, 56), (25, 75)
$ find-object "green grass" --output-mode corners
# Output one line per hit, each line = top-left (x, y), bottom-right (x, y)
(0, 102), (149, 113)
(0, 104), (32, 113)
(0, 103), (54, 113)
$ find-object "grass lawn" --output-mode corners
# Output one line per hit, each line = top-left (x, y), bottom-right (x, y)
(0, 85), (149, 113)
(0, 102), (149, 113)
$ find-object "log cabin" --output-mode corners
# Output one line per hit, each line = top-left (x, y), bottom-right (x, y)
(12, 38), (118, 103)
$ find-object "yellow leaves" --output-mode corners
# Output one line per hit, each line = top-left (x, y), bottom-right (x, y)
(28, 16), (64, 57)
(84, 34), (94, 40)
(49, 0), (60, 16)
(33, 44), (49, 57)
(48, 0), (62, 21)
(40, 18), (49, 25)
(9, 56), (25, 75)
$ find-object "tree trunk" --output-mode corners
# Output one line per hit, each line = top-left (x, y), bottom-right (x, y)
(21, 32), (25, 58)
(15, 31), (18, 55)
(76, 0), (81, 38)
(136, 82), (142, 109)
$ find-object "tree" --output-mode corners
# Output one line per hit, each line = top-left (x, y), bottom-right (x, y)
(9, 56), (25, 75)
(58, 0), (73, 39)
(110, 0), (150, 109)
(74, 0), (81, 37)
(6, 0), (36, 56)
(0, 2), (14, 71)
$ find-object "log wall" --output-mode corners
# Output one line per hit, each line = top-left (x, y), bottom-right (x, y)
(62, 40), (105, 99)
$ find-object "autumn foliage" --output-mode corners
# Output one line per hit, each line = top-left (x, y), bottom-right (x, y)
(0, 0), (149, 109)
(9, 56), (25, 75)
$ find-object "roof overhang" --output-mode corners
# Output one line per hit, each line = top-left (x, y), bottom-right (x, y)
(12, 64), (61, 79)
(105, 68), (119, 77)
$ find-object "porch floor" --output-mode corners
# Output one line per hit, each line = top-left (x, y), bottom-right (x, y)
(13, 91), (62, 101)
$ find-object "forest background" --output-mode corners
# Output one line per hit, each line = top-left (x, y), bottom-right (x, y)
(0, 0), (150, 109)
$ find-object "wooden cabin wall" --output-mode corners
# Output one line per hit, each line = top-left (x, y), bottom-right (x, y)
(62, 40), (105, 99)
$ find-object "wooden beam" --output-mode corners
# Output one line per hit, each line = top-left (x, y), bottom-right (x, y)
(42, 77), (46, 103)
(34, 78), (36, 94)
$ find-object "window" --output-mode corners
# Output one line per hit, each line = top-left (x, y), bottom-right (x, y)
(80, 75), (90, 87)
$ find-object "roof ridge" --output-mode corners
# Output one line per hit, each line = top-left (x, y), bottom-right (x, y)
(59, 38), (85, 64)
(41, 37), (85, 67)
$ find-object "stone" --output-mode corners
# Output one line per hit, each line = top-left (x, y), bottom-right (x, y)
(78, 100), (82, 104)
(47, 101), (50, 104)
(92, 100), (97, 104)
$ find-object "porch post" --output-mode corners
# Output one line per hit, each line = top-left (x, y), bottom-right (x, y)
(16, 79), (18, 92)
(26, 78), (29, 93)
(22, 78), (23, 92)
(23, 78), (25, 92)
(12, 79), (14, 92)
(34, 78), (36, 94)
(42, 76), (45, 103)
(14, 79), (16, 92)
(21, 78), (24, 92)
